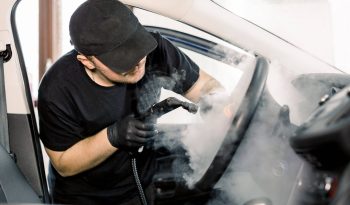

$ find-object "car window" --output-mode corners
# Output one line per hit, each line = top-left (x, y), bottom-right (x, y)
(212, 0), (350, 73)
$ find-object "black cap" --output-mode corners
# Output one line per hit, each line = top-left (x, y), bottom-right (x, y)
(69, 0), (157, 73)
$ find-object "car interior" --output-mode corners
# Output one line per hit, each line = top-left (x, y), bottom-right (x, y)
(2, 0), (350, 205)
(1, 1), (256, 204)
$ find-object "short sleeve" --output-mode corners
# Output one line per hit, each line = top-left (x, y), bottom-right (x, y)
(38, 99), (83, 151)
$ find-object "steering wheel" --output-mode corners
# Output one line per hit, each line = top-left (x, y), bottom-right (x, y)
(193, 57), (269, 191)
(154, 57), (269, 204)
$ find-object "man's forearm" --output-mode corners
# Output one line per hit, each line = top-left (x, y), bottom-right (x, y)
(45, 128), (117, 177)
(185, 69), (224, 102)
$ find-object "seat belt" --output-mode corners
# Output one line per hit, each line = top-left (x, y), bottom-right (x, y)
(0, 44), (12, 153)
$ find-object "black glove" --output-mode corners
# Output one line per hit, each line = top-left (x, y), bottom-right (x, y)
(107, 115), (158, 150)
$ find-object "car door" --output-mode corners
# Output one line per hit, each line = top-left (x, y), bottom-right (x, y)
(0, 0), (50, 203)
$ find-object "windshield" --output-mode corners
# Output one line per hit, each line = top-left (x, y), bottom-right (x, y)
(212, 0), (350, 74)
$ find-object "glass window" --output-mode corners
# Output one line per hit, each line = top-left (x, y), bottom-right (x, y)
(212, 0), (350, 73)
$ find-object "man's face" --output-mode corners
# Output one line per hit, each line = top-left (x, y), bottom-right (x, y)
(91, 56), (147, 84)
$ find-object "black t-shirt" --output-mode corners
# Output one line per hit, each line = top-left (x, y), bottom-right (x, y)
(38, 32), (199, 204)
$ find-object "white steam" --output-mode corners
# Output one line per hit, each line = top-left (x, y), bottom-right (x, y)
(152, 45), (338, 204)
(176, 59), (326, 205)
(182, 91), (232, 187)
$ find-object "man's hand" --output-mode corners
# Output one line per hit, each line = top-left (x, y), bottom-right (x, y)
(107, 115), (158, 150)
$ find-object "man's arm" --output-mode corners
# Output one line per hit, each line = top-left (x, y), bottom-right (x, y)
(184, 69), (224, 103)
(45, 128), (117, 177)
(45, 115), (156, 177)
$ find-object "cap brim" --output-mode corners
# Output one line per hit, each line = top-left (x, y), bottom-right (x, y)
(96, 24), (157, 73)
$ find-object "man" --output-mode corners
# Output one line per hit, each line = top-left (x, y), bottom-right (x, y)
(38, 0), (222, 204)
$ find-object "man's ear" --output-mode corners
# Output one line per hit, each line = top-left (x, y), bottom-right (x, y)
(76, 54), (95, 70)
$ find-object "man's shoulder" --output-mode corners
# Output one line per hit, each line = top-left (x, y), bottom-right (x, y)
(42, 50), (80, 80)
(147, 31), (175, 62)
(38, 50), (81, 97)
(51, 50), (79, 71)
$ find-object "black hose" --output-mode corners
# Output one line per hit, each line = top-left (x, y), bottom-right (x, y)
(131, 157), (148, 205)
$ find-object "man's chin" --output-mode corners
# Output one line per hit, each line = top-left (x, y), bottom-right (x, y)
(124, 71), (145, 84)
